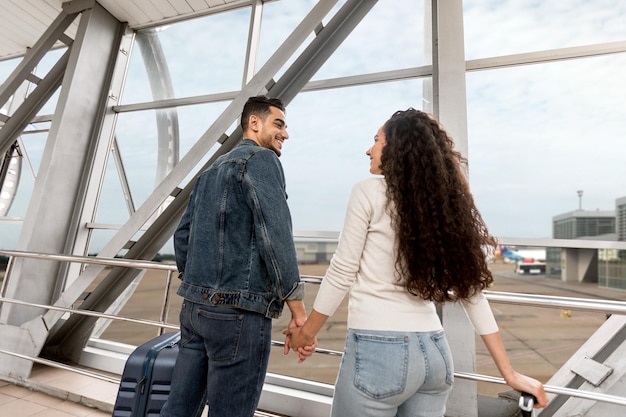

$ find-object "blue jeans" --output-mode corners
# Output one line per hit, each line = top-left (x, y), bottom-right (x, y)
(331, 329), (454, 417)
(160, 301), (272, 417)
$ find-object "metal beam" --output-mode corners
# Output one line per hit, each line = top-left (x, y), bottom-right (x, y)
(539, 316), (626, 416)
(43, 0), (380, 362)
(0, 11), (78, 109)
(0, 4), (124, 328)
(242, 0), (264, 86)
(40, 0), (343, 342)
(0, 50), (69, 156)
(135, 30), (179, 187)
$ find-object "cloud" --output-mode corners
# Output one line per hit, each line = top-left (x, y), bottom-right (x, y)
(466, 51), (626, 237)
(463, 0), (626, 59)
(2, 1), (626, 250)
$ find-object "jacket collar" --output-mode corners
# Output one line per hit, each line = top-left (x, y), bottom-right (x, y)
(241, 138), (259, 147)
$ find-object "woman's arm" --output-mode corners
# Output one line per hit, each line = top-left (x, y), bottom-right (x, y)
(481, 332), (549, 408)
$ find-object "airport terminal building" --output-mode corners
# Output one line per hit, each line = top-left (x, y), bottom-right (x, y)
(551, 196), (626, 289)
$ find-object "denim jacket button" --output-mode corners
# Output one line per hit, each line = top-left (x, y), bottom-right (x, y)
(202, 293), (209, 300)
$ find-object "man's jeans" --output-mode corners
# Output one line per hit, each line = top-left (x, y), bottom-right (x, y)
(160, 300), (272, 417)
(331, 329), (454, 417)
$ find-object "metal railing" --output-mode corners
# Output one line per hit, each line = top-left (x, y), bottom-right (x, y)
(1, 249), (626, 410)
(0, 249), (178, 333)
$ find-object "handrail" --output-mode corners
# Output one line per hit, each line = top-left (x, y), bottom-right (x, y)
(0, 249), (177, 271)
(0, 342), (289, 417)
(297, 233), (626, 251)
(484, 290), (626, 315)
(0, 248), (179, 333)
(0, 348), (121, 384)
(304, 275), (626, 315)
(271, 340), (343, 357)
(1, 249), (626, 411)
(0, 253), (623, 326)
(1, 255), (623, 335)
(2, 344), (626, 408)
(455, 372), (626, 407)
(496, 236), (626, 251)
(0, 296), (179, 330)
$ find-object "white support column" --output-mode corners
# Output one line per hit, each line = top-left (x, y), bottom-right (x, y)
(443, 301), (479, 417)
(430, 0), (469, 158)
(562, 248), (599, 283)
(242, 0), (264, 86)
(428, 1), (478, 416)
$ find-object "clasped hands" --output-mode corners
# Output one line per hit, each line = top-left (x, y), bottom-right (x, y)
(283, 317), (317, 363)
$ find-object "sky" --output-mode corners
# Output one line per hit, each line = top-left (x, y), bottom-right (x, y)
(1, 0), (626, 252)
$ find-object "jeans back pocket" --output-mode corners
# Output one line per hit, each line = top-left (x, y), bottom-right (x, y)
(195, 308), (243, 362)
(353, 332), (409, 399)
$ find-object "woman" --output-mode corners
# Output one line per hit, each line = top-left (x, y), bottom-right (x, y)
(285, 109), (548, 417)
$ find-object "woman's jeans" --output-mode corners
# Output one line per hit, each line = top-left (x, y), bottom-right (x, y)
(160, 300), (272, 417)
(331, 329), (454, 417)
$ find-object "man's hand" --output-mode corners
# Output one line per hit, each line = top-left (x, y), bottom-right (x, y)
(283, 325), (317, 363)
(283, 308), (327, 363)
(283, 299), (310, 361)
(283, 315), (305, 355)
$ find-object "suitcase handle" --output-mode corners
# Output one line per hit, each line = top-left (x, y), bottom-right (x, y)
(519, 392), (536, 417)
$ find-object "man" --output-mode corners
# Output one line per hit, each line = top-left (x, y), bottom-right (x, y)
(161, 96), (308, 417)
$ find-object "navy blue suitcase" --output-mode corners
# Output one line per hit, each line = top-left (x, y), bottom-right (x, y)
(112, 332), (181, 417)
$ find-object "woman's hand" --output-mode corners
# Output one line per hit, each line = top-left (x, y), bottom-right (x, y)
(283, 325), (317, 363)
(505, 371), (549, 408)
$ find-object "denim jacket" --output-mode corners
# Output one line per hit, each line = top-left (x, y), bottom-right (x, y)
(174, 139), (304, 319)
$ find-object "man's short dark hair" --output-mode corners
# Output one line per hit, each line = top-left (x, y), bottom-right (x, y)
(241, 95), (286, 131)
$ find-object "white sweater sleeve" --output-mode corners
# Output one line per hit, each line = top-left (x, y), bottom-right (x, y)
(460, 292), (499, 335)
(313, 181), (371, 317)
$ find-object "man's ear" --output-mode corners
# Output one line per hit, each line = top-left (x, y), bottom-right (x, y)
(248, 114), (260, 132)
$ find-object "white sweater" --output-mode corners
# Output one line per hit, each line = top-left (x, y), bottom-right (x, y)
(313, 177), (499, 335)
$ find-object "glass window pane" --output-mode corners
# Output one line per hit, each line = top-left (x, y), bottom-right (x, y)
(0, 130), (45, 249)
(466, 53), (626, 239)
(464, 0), (626, 59)
(121, 8), (251, 103)
(259, 0), (426, 83)
(281, 80), (425, 233)
(257, 0), (321, 81)
(0, 57), (18, 83)
(312, 0), (426, 80)
(109, 101), (229, 219)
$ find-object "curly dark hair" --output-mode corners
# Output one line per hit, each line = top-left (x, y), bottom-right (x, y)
(381, 108), (496, 302)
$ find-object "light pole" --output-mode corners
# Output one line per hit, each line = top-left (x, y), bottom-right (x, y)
(577, 190), (583, 210)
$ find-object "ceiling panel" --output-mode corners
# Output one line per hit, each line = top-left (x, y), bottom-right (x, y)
(0, 0), (256, 62)
(167, 0), (195, 15)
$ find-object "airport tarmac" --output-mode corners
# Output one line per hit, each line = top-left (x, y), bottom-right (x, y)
(100, 261), (626, 398)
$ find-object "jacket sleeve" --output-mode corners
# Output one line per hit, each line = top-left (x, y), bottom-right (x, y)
(173, 188), (195, 274)
(243, 150), (304, 301)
